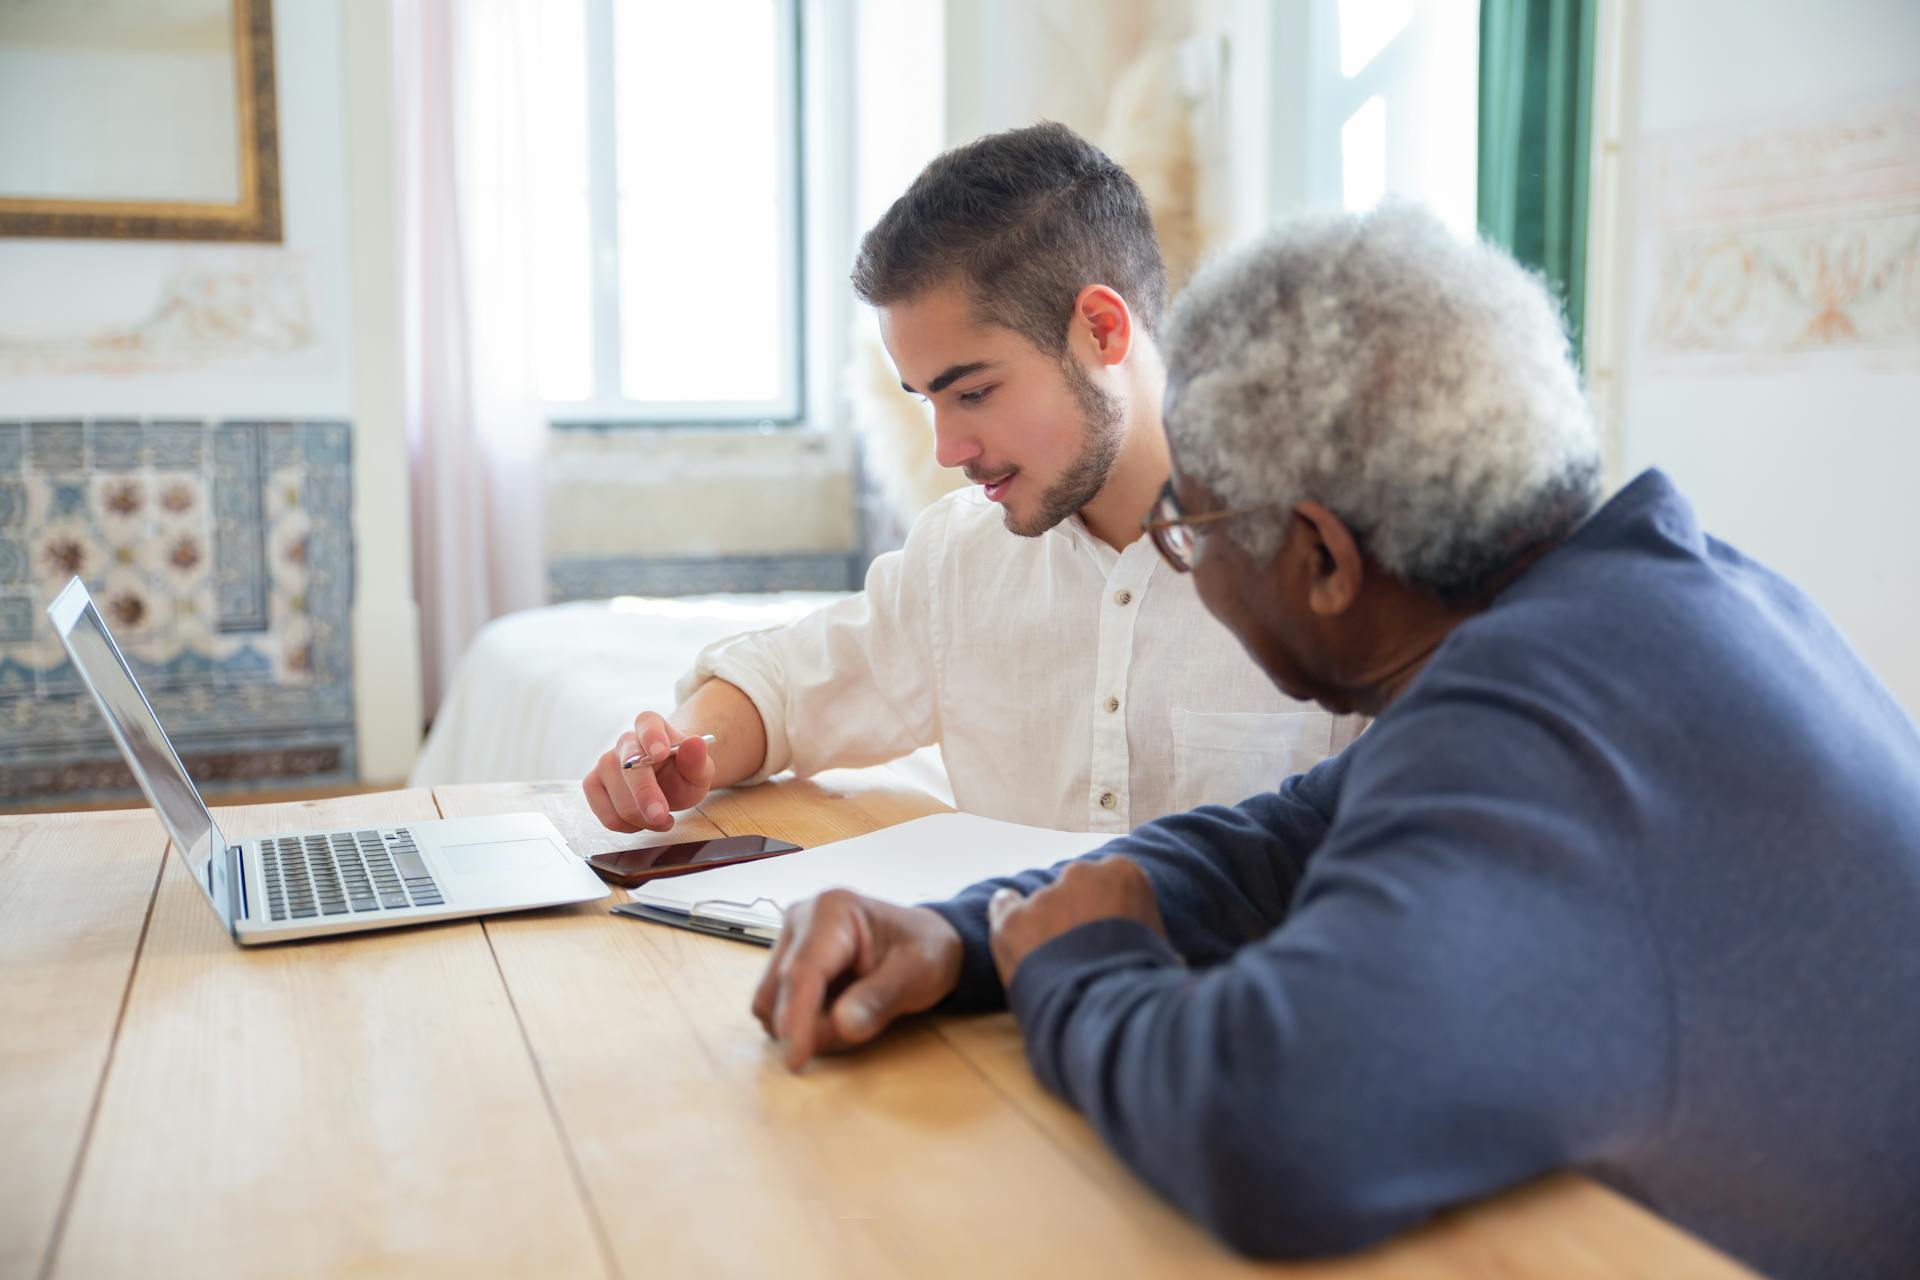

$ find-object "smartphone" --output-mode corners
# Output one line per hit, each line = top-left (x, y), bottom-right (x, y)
(586, 834), (803, 887)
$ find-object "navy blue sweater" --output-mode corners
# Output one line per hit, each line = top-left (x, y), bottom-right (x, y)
(927, 471), (1920, 1278)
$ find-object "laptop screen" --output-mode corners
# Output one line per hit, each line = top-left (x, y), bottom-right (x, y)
(48, 580), (221, 901)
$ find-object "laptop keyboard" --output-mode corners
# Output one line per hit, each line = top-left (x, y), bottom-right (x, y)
(259, 828), (445, 923)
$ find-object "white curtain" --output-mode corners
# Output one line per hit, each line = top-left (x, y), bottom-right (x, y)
(394, 0), (550, 715)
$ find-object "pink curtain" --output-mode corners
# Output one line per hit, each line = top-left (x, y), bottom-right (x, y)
(393, 0), (548, 716)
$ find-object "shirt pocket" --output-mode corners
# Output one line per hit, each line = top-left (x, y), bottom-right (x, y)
(1171, 708), (1339, 809)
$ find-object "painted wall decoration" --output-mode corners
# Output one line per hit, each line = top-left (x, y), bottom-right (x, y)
(1642, 91), (1920, 366)
(0, 262), (316, 378)
(0, 419), (354, 805)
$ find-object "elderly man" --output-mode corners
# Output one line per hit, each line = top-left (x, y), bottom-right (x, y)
(750, 205), (1920, 1278)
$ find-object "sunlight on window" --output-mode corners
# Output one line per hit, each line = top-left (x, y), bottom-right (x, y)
(1415, 2), (1480, 238)
(529, 0), (592, 402)
(613, 0), (790, 406)
(1320, 0), (1478, 235)
(1337, 0), (1413, 78)
(1341, 95), (1387, 213)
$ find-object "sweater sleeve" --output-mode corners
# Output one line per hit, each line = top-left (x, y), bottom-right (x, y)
(924, 751), (1350, 1012)
(1000, 693), (1673, 1259)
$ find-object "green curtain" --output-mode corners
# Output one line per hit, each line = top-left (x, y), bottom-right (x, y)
(1477, 0), (1596, 365)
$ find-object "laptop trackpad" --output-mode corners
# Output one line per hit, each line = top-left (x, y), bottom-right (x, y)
(440, 837), (562, 896)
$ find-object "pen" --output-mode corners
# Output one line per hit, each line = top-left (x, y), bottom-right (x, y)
(622, 733), (717, 770)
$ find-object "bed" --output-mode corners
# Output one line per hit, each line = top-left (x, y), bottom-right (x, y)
(408, 593), (954, 805)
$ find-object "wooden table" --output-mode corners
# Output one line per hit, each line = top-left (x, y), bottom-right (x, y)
(2, 772), (1755, 1279)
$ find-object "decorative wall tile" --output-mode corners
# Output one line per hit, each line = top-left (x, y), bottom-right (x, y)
(212, 421), (269, 632)
(27, 421), (83, 470)
(0, 419), (356, 808)
(0, 595), (29, 644)
(149, 421), (204, 469)
(90, 421), (145, 470)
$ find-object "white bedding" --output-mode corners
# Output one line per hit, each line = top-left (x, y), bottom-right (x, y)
(408, 593), (954, 805)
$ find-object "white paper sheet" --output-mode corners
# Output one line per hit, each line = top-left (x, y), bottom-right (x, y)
(628, 813), (1103, 927)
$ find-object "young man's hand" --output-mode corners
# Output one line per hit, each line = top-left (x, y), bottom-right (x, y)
(988, 857), (1167, 988)
(752, 890), (964, 1070)
(582, 680), (768, 833)
(582, 710), (715, 833)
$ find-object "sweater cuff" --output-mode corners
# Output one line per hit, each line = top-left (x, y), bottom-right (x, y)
(1006, 918), (1184, 1096)
(923, 894), (1006, 1013)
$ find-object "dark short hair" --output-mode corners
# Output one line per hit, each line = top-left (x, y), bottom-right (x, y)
(851, 122), (1167, 356)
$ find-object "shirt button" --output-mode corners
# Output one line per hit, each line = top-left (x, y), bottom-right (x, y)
(1103, 696), (1120, 713)
(1113, 589), (1132, 606)
(1099, 791), (1117, 809)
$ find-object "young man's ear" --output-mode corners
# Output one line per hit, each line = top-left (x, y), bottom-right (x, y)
(1071, 284), (1134, 366)
(1289, 501), (1365, 617)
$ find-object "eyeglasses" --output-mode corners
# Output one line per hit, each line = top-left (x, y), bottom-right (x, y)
(1141, 480), (1258, 573)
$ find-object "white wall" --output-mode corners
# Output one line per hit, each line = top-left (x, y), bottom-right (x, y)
(0, 2), (353, 414)
(340, 0), (422, 781)
(0, 0), (423, 781)
(1604, 0), (1920, 719)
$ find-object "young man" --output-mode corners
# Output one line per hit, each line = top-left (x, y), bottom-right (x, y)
(583, 123), (1354, 837)
(750, 205), (1920, 1279)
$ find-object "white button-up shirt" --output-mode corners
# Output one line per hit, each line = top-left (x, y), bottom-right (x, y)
(678, 488), (1362, 834)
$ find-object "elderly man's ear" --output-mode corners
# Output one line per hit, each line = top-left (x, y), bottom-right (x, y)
(1287, 501), (1367, 617)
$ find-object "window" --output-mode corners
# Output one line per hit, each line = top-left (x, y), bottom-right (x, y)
(531, 0), (805, 424)
(1283, 0), (1480, 235)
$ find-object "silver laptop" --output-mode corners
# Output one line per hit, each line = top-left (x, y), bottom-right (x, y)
(48, 578), (606, 945)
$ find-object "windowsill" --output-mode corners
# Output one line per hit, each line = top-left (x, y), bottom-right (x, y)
(545, 420), (848, 453)
(545, 417), (848, 444)
(546, 417), (808, 432)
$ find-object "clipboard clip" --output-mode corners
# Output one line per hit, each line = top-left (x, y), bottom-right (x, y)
(690, 895), (786, 930)
(613, 895), (786, 945)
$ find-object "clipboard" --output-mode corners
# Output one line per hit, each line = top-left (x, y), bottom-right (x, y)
(612, 899), (781, 945)
(612, 813), (1100, 945)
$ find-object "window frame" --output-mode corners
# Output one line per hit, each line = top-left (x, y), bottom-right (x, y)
(546, 0), (813, 429)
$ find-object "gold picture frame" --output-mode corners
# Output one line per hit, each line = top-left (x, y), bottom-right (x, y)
(0, 0), (281, 243)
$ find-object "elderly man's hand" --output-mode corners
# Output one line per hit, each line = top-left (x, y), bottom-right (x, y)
(988, 857), (1167, 988)
(752, 890), (964, 1071)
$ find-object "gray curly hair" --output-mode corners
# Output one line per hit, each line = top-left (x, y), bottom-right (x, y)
(1163, 202), (1601, 602)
